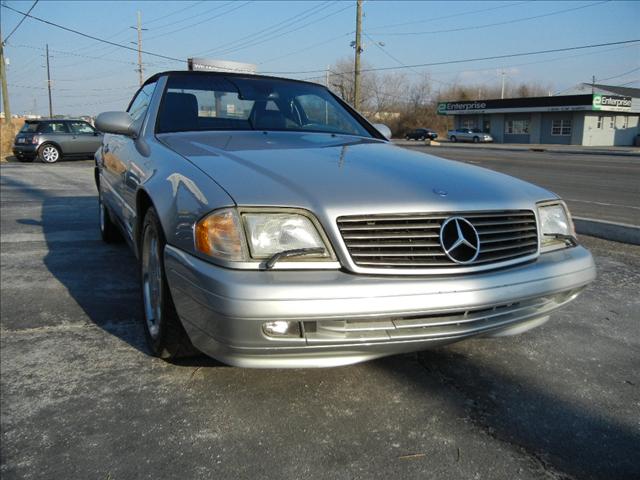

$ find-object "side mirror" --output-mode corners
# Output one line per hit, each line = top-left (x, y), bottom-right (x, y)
(372, 123), (392, 140)
(95, 111), (136, 137)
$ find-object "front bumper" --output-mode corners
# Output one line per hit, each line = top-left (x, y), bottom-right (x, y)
(164, 245), (596, 368)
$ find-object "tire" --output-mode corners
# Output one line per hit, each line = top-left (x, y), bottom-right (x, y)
(99, 194), (122, 243)
(140, 207), (198, 360)
(38, 143), (61, 163)
(450, 136), (457, 142)
(418, 136), (425, 141)
(405, 136), (410, 140)
(473, 136), (480, 143)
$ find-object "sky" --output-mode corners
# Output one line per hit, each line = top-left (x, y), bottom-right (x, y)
(1, 0), (639, 116)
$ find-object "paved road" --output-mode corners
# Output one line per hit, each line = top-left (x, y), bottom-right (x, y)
(400, 143), (640, 225)
(1, 161), (639, 480)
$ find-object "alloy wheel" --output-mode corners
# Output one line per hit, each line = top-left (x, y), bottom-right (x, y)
(41, 145), (60, 163)
(142, 226), (162, 339)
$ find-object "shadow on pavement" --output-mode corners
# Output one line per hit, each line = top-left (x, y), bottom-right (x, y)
(5, 172), (150, 355)
(375, 349), (640, 480)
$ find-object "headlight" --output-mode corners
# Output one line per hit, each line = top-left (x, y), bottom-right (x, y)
(194, 208), (333, 267)
(243, 213), (329, 259)
(537, 201), (575, 252)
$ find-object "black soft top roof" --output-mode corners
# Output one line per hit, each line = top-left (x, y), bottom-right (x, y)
(142, 70), (320, 88)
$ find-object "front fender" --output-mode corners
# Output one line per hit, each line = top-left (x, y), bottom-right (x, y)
(137, 143), (235, 256)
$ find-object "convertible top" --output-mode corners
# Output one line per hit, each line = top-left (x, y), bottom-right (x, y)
(142, 70), (320, 89)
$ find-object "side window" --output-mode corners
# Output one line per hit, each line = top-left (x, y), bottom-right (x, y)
(69, 122), (95, 134)
(296, 94), (361, 135)
(127, 82), (157, 122)
(38, 122), (69, 134)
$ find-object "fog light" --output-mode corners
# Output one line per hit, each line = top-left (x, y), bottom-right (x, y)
(262, 321), (301, 337)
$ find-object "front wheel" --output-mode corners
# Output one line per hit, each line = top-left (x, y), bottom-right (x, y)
(450, 136), (457, 142)
(140, 207), (198, 360)
(38, 144), (61, 163)
(473, 136), (480, 143)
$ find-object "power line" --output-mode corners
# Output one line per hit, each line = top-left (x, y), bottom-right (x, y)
(6, 43), (140, 65)
(618, 79), (639, 86)
(2, 0), (39, 44)
(204, 3), (354, 58)
(144, 2), (250, 41)
(145, 1), (234, 32)
(368, 1), (609, 36)
(368, 1), (528, 31)
(258, 31), (353, 65)
(1, 3), (185, 64)
(195, 1), (334, 56)
(262, 39), (640, 76)
(144, 1), (206, 25)
(597, 66), (640, 82)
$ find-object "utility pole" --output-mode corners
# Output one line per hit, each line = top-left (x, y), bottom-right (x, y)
(46, 43), (53, 118)
(591, 75), (596, 94)
(133, 11), (146, 86)
(0, 29), (11, 124)
(353, 0), (363, 110)
(325, 66), (330, 123)
(500, 70), (506, 99)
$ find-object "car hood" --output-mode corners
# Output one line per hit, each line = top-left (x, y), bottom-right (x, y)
(159, 131), (555, 215)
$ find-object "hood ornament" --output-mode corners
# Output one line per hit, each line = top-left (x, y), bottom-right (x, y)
(433, 188), (448, 197)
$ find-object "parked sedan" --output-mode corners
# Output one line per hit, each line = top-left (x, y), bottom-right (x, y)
(448, 128), (493, 143)
(94, 70), (595, 368)
(13, 119), (102, 163)
(405, 128), (438, 141)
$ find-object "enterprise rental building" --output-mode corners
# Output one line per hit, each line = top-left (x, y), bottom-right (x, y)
(437, 84), (640, 146)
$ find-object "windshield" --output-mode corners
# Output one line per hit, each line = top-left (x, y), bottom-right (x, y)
(157, 74), (372, 137)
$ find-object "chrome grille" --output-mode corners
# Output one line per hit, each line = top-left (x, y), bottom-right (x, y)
(337, 210), (538, 269)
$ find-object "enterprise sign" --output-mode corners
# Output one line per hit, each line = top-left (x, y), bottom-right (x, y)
(438, 94), (633, 115)
(593, 94), (632, 112)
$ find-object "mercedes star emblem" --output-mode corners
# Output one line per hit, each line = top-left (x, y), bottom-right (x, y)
(439, 217), (480, 264)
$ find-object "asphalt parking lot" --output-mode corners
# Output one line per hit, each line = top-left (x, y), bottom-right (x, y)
(399, 142), (640, 226)
(1, 160), (639, 480)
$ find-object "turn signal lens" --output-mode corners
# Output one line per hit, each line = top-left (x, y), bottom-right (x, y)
(195, 208), (246, 261)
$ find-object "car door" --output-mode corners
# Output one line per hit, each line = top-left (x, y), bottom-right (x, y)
(68, 121), (103, 156)
(38, 121), (72, 152)
(102, 81), (158, 240)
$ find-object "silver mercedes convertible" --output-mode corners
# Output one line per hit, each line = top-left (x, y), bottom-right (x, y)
(94, 70), (596, 368)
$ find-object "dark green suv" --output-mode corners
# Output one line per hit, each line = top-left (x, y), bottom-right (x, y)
(13, 119), (103, 163)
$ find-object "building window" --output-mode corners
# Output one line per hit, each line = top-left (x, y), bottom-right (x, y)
(623, 116), (629, 129)
(461, 118), (475, 129)
(551, 119), (571, 136)
(596, 116), (603, 129)
(505, 119), (530, 135)
(609, 116), (615, 129)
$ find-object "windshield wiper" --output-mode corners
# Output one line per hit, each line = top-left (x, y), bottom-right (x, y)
(263, 247), (326, 270)
(544, 233), (578, 246)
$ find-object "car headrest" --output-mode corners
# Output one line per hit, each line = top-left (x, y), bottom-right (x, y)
(253, 110), (287, 130)
(158, 92), (199, 132)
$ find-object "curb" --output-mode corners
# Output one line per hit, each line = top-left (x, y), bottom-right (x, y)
(574, 217), (640, 245)
(395, 141), (640, 158)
